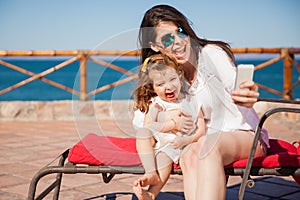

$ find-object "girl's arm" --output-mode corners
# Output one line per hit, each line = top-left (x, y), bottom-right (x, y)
(145, 103), (194, 134)
(144, 103), (177, 133)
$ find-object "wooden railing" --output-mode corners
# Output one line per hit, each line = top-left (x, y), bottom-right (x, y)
(0, 48), (299, 101)
(233, 48), (300, 100)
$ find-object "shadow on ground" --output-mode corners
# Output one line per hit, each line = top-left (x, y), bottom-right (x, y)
(84, 177), (300, 200)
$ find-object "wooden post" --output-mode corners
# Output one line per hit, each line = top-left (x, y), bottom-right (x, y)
(79, 52), (88, 101)
(282, 48), (293, 100)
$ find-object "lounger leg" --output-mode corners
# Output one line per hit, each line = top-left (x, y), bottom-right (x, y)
(102, 173), (116, 183)
(27, 172), (41, 200)
(27, 167), (58, 200)
(27, 150), (69, 200)
(52, 150), (69, 200)
(225, 175), (229, 185)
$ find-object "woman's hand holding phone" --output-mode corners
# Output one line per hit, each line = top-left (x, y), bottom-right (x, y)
(232, 64), (259, 107)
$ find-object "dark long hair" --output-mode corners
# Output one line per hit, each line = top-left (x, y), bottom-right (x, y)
(138, 4), (235, 64)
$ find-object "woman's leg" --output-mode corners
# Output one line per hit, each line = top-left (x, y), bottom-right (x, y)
(179, 133), (221, 200)
(179, 144), (199, 200)
(181, 131), (265, 200)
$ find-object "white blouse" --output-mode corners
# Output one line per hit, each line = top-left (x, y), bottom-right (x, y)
(133, 44), (269, 147)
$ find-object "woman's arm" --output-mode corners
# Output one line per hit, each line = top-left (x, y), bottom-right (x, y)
(202, 45), (259, 108)
(190, 108), (206, 142)
(170, 108), (206, 149)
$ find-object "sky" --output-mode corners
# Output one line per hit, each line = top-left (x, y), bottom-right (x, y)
(1, 0), (300, 51)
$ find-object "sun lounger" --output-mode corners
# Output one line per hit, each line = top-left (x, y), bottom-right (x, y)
(27, 99), (300, 200)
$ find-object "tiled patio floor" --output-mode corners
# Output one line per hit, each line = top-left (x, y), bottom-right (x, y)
(0, 117), (299, 199)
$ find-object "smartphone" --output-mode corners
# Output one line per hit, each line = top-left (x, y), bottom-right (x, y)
(234, 64), (254, 91)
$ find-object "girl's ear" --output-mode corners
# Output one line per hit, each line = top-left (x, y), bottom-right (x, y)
(149, 42), (160, 52)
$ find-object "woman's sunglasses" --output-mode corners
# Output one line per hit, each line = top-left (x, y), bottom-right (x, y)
(160, 27), (187, 48)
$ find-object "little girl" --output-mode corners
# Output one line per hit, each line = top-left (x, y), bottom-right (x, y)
(132, 53), (205, 200)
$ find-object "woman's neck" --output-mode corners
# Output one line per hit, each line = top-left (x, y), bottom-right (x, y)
(183, 52), (197, 84)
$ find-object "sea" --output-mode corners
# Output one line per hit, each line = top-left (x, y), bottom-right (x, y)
(0, 56), (299, 101)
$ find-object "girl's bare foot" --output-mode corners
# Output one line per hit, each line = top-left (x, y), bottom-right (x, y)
(132, 172), (160, 200)
(133, 181), (155, 200)
(137, 172), (160, 187)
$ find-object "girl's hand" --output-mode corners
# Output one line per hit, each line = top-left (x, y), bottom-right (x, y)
(172, 111), (193, 134)
(231, 81), (259, 108)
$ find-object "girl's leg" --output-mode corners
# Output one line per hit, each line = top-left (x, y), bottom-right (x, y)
(134, 150), (173, 199)
(134, 128), (160, 185)
(133, 128), (173, 199)
(144, 152), (173, 199)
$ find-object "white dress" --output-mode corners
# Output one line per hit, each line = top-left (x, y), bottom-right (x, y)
(140, 95), (200, 163)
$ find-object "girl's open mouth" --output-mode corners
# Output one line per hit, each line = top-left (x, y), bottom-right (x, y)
(165, 92), (176, 99)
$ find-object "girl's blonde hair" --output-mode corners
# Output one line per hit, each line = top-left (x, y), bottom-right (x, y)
(133, 53), (185, 112)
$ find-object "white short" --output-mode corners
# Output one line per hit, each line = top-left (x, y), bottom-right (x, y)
(151, 129), (182, 163)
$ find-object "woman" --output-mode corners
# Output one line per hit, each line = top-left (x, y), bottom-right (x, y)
(133, 4), (269, 200)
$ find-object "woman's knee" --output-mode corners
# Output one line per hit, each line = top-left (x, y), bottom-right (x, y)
(180, 143), (199, 168)
(186, 135), (223, 163)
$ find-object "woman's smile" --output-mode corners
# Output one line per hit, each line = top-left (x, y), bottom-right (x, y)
(155, 21), (191, 64)
(172, 46), (187, 60)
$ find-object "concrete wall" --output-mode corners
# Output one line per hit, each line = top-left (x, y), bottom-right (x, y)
(0, 100), (299, 123)
(0, 100), (134, 121)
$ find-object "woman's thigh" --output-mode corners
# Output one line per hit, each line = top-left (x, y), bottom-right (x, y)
(196, 130), (265, 166)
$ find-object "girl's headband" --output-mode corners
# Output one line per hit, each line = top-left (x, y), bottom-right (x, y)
(141, 57), (151, 73)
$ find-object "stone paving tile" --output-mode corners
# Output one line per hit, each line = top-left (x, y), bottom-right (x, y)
(0, 174), (28, 188)
(60, 174), (102, 188)
(13, 168), (44, 181)
(75, 183), (113, 197)
(0, 156), (14, 165)
(0, 192), (24, 200)
(1, 183), (31, 199)
(79, 180), (133, 197)
(1, 162), (38, 176)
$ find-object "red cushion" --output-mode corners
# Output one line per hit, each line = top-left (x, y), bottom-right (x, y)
(226, 139), (299, 168)
(292, 140), (300, 185)
(68, 133), (141, 166)
(68, 134), (300, 183)
(296, 140), (300, 154)
(268, 139), (298, 155)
